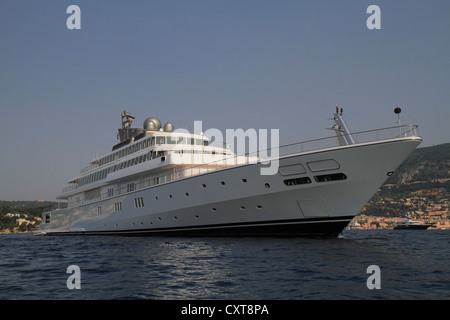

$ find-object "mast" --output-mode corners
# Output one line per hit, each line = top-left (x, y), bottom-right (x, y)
(328, 105), (356, 145)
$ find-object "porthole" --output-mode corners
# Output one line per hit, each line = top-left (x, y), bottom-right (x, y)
(256, 205), (263, 209)
(242, 178), (247, 183)
(240, 206), (246, 210)
(211, 208), (217, 212)
(265, 183), (270, 188)
(220, 181), (225, 185)
(194, 215), (199, 219)
(185, 192), (189, 196)
(202, 184), (207, 188)
(169, 195), (173, 199)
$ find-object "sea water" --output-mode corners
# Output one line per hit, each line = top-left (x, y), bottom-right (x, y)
(0, 230), (448, 300)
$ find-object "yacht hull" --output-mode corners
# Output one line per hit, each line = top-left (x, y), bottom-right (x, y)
(40, 138), (421, 237)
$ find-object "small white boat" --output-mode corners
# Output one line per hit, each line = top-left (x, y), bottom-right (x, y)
(394, 219), (431, 230)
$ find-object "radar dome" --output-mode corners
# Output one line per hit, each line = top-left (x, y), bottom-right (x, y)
(143, 116), (161, 131)
(163, 122), (174, 132)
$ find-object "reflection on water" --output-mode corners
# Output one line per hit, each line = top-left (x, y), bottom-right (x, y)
(0, 230), (448, 299)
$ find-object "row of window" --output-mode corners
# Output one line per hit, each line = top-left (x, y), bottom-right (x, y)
(106, 201), (266, 229)
(79, 146), (234, 188)
(99, 135), (209, 167)
(108, 192), (265, 228)
(107, 178), (250, 214)
(172, 149), (232, 156)
(78, 151), (165, 187)
(46, 198), (264, 224)
(78, 169), (109, 187)
(284, 173), (347, 186)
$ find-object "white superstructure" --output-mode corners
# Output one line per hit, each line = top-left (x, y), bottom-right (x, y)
(40, 108), (422, 237)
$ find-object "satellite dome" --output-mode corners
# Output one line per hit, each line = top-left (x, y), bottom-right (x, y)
(143, 116), (161, 131)
(163, 122), (174, 132)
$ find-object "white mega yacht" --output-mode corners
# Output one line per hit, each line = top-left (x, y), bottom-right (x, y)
(39, 108), (421, 237)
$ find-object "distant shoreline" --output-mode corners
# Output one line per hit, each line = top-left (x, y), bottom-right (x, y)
(0, 230), (38, 235)
(0, 228), (447, 235)
(347, 215), (449, 230)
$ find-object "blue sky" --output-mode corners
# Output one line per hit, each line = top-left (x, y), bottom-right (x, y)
(1, 0), (449, 200)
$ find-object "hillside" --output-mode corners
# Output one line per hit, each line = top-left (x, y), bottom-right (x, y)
(0, 201), (58, 233)
(384, 143), (450, 185)
(0, 200), (58, 217)
(359, 143), (450, 224)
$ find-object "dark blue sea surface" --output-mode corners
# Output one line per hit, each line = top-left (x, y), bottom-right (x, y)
(0, 230), (448, 300)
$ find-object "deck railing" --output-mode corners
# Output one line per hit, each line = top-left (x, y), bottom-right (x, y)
(59, 125), (419, 209)
(278, 124), (418, 158)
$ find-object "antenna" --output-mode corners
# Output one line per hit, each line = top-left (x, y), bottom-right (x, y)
(394, 107), (402, 134)
(121, 110), (135, 129)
